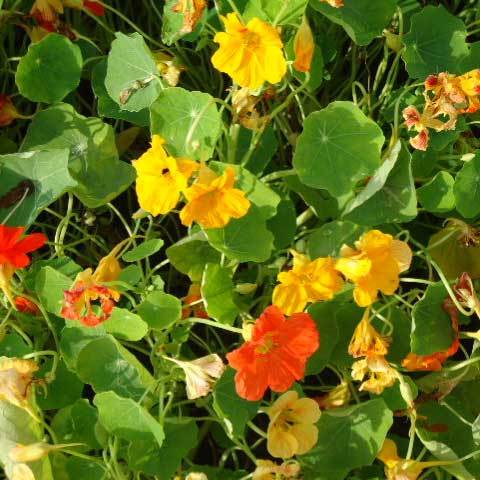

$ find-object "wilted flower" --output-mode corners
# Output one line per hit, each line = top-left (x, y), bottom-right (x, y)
(153, 51), (184, 87)
(231, 87), (269, 131)
(273, 251), (344, 315)
(61, 242), (124, 326)
(0, 225), (47, 308)
(227, 306), (319, 401)
(0, 357), (38, 415)
(351, 355), (397, 395)
(293, 16), (315, 73)
(165, 354), (225, 399)
(211, 13), (287, 90)
(173, 0), (206, 33)
(267, 390), (320, 459)
(253, 460), (301, 480)
(133, 135), (198, 217)
(180, 164), (251, 229)
(335, 230), (412, 307)
(348, 308), (390, 358)
(314, 381), (351, 410)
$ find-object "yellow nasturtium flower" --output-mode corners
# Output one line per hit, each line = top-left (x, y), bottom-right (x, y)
(377, 439), (459, 480)
(293, 16), (315, 73)
(211, 13), (287, 90)
(180, 164), (251, 229)
(348, 308), (390, 358)
(253, 460), (301, 480)
(351, 355), (397, 395)
(335, 230), (412, 307)
(133, 135), (199, 217)
(273, 251), (344, 315)
(266, 391), (320, 459)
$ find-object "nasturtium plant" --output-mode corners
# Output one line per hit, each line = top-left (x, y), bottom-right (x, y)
(3, 1), (480, 479)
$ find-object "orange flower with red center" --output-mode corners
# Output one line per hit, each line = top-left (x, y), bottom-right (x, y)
(61, 243), (124, 327)
(0, 225), (46, 307)
(402, 298), (459, 372)
(226, 305), (319, 401)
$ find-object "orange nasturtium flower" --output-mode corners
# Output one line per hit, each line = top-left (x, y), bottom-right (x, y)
(348, 308), (390, 358)
(61, 243), (124, 327)
(377, 438), (459, 480)
(133, 135), (199, 217)
(351, 355), (398, 395)
(30, 0), (64, 22)
(180, 164), (251, 229)
(293, 16), (315, 73)
(267, 390), (320, 459)
(173, 0), (207, 34)
(272, 251), (344, 315)
(335, 230), (412, 307)
(0, 357), (38, 415)
(227, 305), (319, 401)
(14, 297), (40, 316)
(0, 225), (47, 307)
(252, 460), (301, 480)
(0, 95), (27, 127)
(182, 284), (208, 319)
(211, 13), (287, 90)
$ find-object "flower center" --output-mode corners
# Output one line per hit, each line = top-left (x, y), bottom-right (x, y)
(242, 30), (261, 49)
(161, 168), (170, 175)
(255, 333), (277, 355)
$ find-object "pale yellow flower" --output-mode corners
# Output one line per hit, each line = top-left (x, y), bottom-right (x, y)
(252, 459), (301, 480)
(348, 308), (390, 358)
(273, 251), (344, 315)
(165, 354), (226, 400)
(315, 381), (351, 410)
(267, 390), (320, 459)
(11, 464), (35, 480)
(9, 442), (81, 463)
(0, 357), (38, 415)
(180, 164), (250, 229)
(211, 13), (287, 90)
(335, 230), (412, 307)
(351, 355), (397, 395)
(133, 135), (198, 217)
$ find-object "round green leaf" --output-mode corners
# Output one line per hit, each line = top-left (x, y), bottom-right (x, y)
(137, 291), (182, 330)
(122, 239), (164, 262)
(454, 153), (480, 218)
(411, 282), (456, 355)
(310, 0), (396, 46)
(403, 6), (470, 78)
(16, 33), (82, 103)
(150, 87), (222, 161)
(103, 307), (149, 341)
(293, 101), (384, 196)
(201, 264), (239, 325)
(418, 171), (455, 213)
(105, 32), (162, 112)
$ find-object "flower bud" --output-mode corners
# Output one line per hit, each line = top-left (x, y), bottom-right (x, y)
(293, 16), (315, 73)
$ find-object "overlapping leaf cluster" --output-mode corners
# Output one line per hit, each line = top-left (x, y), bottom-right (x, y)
(2, 1), (480, 479)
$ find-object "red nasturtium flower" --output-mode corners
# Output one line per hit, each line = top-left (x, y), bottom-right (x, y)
(15, 296), (41, 316)
(0, 95), (24, 127)
(227, 305), (319, 401)
(181, 284), (209, 319)
(0, 226), (47, 307)
(61, 244), (123, 327)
